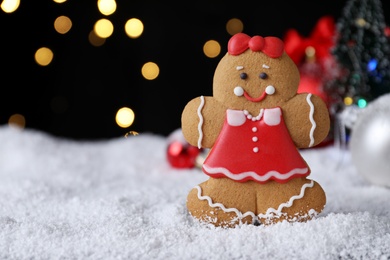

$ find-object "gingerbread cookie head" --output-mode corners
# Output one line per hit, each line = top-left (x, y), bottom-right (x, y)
(213, 33), (300, 113)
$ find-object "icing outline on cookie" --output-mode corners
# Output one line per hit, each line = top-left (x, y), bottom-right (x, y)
(258, 180), (314, 219)
(194, 180), (315, 224)
(194, 185), (257, 221)
(197, 95), (205, 148)
(306, 93), (316, 147)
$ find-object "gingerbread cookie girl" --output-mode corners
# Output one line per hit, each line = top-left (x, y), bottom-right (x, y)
(182, 33), (330, 227)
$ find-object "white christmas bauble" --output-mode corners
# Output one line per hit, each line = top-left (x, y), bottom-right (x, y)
(349, 93), (390, 188)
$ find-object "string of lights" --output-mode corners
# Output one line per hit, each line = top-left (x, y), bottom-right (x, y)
(1, 0), (388, 140)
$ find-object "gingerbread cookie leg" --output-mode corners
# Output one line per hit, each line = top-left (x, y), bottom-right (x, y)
(255, 177), (326, 225)
(186, 178), (257, 228)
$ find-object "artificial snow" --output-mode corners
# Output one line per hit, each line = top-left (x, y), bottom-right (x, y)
(0, 126), (389, 259)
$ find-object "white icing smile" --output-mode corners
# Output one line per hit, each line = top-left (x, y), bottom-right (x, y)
(234, 85), (275, 102)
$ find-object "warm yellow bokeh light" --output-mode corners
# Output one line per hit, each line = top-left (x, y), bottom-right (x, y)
(141, 62), (159, 80)
(344, 97), (353, 106)
(94, 18), (114, 38)
(97, 0), (116, 16)
(35, 47), (54, 66)
(54, 15), (72, 34)
(53, 0), (67, 3)
(124, 18), (144, 39)
(88, 30), (106, 47)
(203, 40), (221, 58)
(226, 18), (244, 35)
(1, 0), (20, 13)
(8, 113), (25, 129)
(116, 107), (135, 128)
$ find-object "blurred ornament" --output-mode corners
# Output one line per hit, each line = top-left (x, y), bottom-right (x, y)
(284, 15), (336, 65)
(385, 26), (390, 37)
(349, 93), (390, 187)
(297, 63), (330, 104)
(284, 15), (338, 110)
(124, 131), (139, 138)
(166, 128), (202, 169)
(333, 104), (362, 149)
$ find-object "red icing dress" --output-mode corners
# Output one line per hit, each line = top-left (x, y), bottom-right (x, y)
(202, 107), (310, 184)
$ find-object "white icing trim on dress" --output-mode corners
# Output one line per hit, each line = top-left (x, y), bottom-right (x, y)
(194, 180), (314, 223)
(197, 96), (205, 149)
(202, 164), (308, 182)
(258, 180), (314, 219)
(306, 94), (316, 147)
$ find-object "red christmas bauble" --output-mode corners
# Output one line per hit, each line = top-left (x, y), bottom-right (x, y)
(167, 141), (201, 168)
(166, 128), (202, 168)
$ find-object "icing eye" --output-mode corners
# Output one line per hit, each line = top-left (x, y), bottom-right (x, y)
(234, 86), (244, 96)
(265, 85), (275, 95)
(240, 73), (247, 79)
(259, 72), (268, 79)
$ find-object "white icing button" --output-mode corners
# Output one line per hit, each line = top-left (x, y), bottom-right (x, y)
(252, 136), (258, 142)
(265, 85), (275, 95)
(253, 147), (259, 153)
(252, 127), (257, 132)
(234, 86), (244, 96)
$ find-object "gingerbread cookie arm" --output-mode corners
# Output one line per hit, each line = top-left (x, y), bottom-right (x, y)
(283, 93), (330, 148)
(181, 96), (226, 148)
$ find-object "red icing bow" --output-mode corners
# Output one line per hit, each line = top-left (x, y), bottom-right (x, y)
(283, 16), (336, 64)
(228, 33), (285, 58)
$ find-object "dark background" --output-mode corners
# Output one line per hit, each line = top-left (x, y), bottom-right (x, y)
(1, 1), (389, 140)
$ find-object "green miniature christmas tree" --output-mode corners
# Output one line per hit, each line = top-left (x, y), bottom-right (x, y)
(325, 0), (390, 115)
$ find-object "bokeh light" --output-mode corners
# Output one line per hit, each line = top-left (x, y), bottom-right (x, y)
(124, 18), (144, 39)
(344, 96), (353, 106)
(203, 40), (221, 58)
(35, 47), (54, 66)
(88, 30), (106, 46)
(94, 18), (114, 38)
(226, 18), (244, 35)
(54, 15), (72, 34)
(97, 0), (116, 16)
(141, 62), (159, 80)
(116, 107), (135, 128)
(8, 114), (25, 129)
(357, 98), (367, 108)
(367, 58), (378, 72)
(1, 0), (20, 13)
